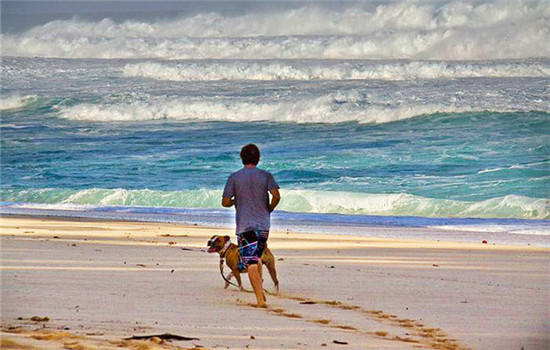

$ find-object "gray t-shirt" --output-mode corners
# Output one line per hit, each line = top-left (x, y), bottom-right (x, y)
(223, 167), (279, 234)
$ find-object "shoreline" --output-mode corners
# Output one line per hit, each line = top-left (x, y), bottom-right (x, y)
(1, 213), (548, 251)
(2, 205), (549, 248)
(2, 216), (549, 349)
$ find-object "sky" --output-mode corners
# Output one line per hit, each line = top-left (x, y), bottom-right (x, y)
(2, 0), (365, 33)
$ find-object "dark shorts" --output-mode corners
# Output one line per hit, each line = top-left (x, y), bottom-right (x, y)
(237, 229), (269, 270)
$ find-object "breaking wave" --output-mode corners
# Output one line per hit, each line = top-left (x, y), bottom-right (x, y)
(57, 96), (486, 124)
(56, 87), (548, 123)
(123, 60), (550, 81)
(2, 188), (548, 220)
(3, 1), (549, 60)
(0, 94), (38, 110)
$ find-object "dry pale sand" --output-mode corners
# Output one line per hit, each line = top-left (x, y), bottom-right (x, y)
(1, 216), (549, 350)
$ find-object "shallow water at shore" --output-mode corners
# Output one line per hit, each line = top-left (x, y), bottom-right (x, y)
(2, 205), (549, 247)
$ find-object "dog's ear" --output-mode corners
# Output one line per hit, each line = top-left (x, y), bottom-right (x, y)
(207, 235), (218, 247)
(224, 235), (230, 241)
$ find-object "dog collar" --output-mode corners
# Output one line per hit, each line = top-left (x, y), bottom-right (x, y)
(219, 239), (232, 258)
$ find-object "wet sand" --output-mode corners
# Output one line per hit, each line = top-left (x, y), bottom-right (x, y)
(1, 216), (549, 349)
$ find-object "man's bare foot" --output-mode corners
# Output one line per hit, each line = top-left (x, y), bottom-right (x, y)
(243, 302), (267, 308)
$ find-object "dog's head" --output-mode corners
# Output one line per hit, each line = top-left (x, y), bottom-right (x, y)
(207, 235), (231, 253)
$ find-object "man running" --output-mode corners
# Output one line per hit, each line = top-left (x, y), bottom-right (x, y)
(222, 144), (280, 307)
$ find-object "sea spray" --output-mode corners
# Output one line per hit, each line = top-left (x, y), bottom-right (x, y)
(3, 1), (549, 60)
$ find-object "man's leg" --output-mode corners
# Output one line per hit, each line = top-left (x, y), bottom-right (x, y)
(257, 231), (268, 283)
(247, 261), (266, 307)
(239, 230), (267, 307)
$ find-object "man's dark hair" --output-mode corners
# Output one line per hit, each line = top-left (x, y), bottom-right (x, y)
(240, 144), (260, 165)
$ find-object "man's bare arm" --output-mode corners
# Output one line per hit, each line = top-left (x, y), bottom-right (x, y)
(268, 188), (281, 212)
(222, 197), (234, 208)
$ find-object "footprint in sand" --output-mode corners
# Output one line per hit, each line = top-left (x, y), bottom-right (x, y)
(238, 293), (469, 350)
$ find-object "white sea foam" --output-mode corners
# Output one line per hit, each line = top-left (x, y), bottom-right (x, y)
(3, 188), (548, 220)
(282, 191), (550, 219)
(477, 164), (535, 174)
(57, 95), (484, 124)
(0, 94), (37, 110)
(3, 1), (549, 60)
(122, 60), (550, 81)
(429, 224), (550, 236)
(478, 168), (503, 174)
(9, 202), (98, 212)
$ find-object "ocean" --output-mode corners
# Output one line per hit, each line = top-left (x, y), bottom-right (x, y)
(1, 0), (549, 246)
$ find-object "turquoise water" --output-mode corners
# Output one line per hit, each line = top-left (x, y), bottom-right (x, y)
(1, 1), (549, 244)
(2, 93), (548, 219)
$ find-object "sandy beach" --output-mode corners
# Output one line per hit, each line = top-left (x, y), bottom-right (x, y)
(1, 216), (548, 350)
(3, 1), (549, 350)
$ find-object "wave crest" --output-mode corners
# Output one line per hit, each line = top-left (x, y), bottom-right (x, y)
(2, 188), (548, 220)
(123, 60), (550, 81)
(57, 94), (484, 124)
(3, 1), (549, 60)
(0, 94), (38, 110)
(283, 191), (549, 219)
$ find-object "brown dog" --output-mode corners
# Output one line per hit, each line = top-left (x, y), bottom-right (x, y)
(207, 235), (279, 293)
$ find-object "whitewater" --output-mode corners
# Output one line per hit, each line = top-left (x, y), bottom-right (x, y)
(1, 0), (549, 246)
(2, 1), (549, 60)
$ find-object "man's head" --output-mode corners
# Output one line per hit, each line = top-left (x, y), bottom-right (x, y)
(240, 144), (260, 165)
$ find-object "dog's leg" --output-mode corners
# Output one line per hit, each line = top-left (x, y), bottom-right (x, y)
(224, 271), (234, 289)
(265, 261), (279, 293)
(234, 271), (244, 291)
